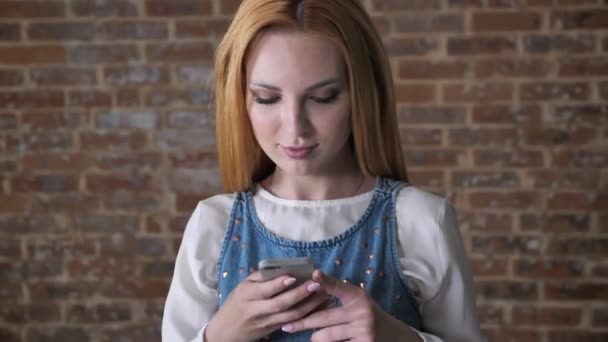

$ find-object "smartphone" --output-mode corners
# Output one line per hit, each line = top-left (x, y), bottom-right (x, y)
(258, 257), (314, 286)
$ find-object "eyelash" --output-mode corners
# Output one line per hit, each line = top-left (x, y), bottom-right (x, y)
(254, 90), (340, 105)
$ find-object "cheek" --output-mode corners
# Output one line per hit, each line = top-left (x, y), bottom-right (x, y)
(249, 107), (279, 138)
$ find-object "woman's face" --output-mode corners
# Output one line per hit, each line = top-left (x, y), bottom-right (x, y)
(245, 30), (353, 177)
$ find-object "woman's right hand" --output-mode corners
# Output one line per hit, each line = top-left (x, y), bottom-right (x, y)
(204, 271), (329, 342)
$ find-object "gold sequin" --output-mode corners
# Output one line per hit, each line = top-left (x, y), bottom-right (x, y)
(232, 234), (241, 241)
(395, 293), (401, 300)
(374, 227), (381, 234)
(218, 292), (222, 299)
(366, 268), (373, 275)
(383, 214), (390, 222)
(240, 242), (246, 249)
(369, 253), (375, 259)
(222, 271), (228, 278)
(342, 278), (349, 283)
(250, 266), (256, 274)
(335, 258), (343, 266)
(235, 217), (242, 224)
(360, 282), (366, 288)
(360, 241), (368, 249)
(379, 271), (385, 279)
(239, 267), (244, 274)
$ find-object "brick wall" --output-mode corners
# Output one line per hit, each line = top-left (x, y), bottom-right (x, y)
(0, 0), (606, 341)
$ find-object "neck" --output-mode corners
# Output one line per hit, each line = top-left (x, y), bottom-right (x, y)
(263, 171), (371, 201)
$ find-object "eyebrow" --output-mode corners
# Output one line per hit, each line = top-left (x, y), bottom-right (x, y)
(250, 78), (340, 92)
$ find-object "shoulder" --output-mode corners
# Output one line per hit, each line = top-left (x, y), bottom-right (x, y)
(182, 192), (238, 243)
(395, 185), (449, 223)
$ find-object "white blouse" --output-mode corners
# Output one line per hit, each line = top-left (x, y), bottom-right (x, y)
(162, 184), (483, 342)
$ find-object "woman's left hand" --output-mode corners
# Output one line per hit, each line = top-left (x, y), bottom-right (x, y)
(280, 269), (423, 342)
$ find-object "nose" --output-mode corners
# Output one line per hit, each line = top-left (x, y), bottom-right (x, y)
(281, 97), (310, 137)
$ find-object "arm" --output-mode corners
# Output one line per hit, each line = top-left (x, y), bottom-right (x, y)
(396, 190), (484, 342)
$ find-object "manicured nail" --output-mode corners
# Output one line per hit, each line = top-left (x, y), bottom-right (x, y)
(283, 277), (296, 286)
(282, 323), (294, 333)
(307, 282), (320, 292)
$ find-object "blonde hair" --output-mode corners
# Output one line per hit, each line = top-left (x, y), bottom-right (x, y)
(215, 0), (408, 192)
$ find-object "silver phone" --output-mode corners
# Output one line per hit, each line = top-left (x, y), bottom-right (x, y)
(258, 257), (314, 286)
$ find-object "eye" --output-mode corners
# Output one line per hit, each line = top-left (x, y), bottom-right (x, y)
(310, 89), (341, 104)
(255, 96), (281, 105)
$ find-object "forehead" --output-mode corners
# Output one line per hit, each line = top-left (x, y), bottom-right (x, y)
(245, 30), (345, 86)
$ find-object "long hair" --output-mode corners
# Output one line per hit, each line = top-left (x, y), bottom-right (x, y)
(215, 0), (408, 192)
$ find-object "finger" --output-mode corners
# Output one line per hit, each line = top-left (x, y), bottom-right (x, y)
(242, 273), (299, 300)
(259, 292), (330, 329)
(281, 305), (351, 333)
(256, 280), (321, 315)
(313, 269), (359, 302)
(310, 323), (361, 342)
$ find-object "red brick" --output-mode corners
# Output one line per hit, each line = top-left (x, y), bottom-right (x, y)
(98, 324), (161, 341)
(0, 69), (24, 87)
(407, 170), (445, 188)
(116, 88), (141, 107)
(512, 306), (582, 326)
(448, 36), (517, 55)
(372, 0), (441, 10)
(68, 90), (112, 107)
(12, 175), (79, 193)
(0, 1), (65, 18)
(449, 128), (518, 146)
(469, 191), (541, 210)
(394, 84), (435, 103)
(22, 153), (93, 171)
(592, 308), (608, 326)
(0, 195), (27, 213)
(69, 44), (139, 65)
(514, 259), (584, 279)
(145, 215), (166, 233)
(403, 148), (465, 167)
(142, 261), (175, 277)
(28, 22), (95, 41)
(97, 152), (162, 171)
(101, 279), (169, 299)
(552, 10), (608, 30)
(95, 111), (159, 129)
(80, 131), (148, 151)
(154, 129), (215, 151)
(447, 0), (482, 7)
(452, 171), (520, 187)
(527, 170), (599, 190)
(384, 37), (440, 57)
(0, 23), (20, 41)
(483, 329), (540, 342)
(145, 0), (212, 16)
(399, 128), (442, 145)
(472, 105), (542, 125)
(174, 64), (213, 85)
(547, 191), (608, 210)
(398, 60), (467, 79)
(399, 106), (466, 124)
(67, 258), (136, 278)
(393, 14), (464, 33)
(476, 280), (538, 300)
(102, 192), (160, 213)
(545, 282), (608, 300)
(0, 216), (64, 236)
(86, 173), (158, 193)
(22, 111), (88, 130)
(0, 303), (60, 324)
(523, 127), (596, 146)
(443, 83), (513, 102)
(26, 237), (96, 259)
(0, 160), (17, 172)
(29, 194), (100, 213)
(176, 194), (204, 213)
(144, 87), (212, 107)
(552, 149), (608, 167)
(218, 0), (241, 14)
(546, 331), (608, 342)
(103, 65), (169, 86)
(478, 304), (504, 325)
(98, 21), (169, 40)
(0, 113), (18, 129)
(0, 238), (21, 258)
(473, 12), (542, 31)
(372, 16), (391, 36)
(167, 169), (220, 195)
(0, 281), (23, 302)
(25, 326), (90, 342)
(145, 42), (214, 62)
(167, 110), (215, 129)
(475, 59), (551, 78)
(460, 212), (513, 232)
(168, 151), (216, 169)
(175, 19), (231, 38)
(22, 131), (73, 151)
(559, 56), (608, 76)
(550, 105), (608, 126)
(470, 258), (509, 277)
(0, 260), (62, 279)
(169, 215), (189, 233)
(472, 235), (542, 255)
(528, 0), (598, 5)
(547, 238), (608, 257)
(71, 0), (138, 17)
(474, 149), (544, 167)
(524, 34), (596, 54)
(593, 265), (608, 277)
(0, 46), (66, 65)
(66, 302), (131, 323)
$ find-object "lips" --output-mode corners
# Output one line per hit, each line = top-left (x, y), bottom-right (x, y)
(281, 145), (317, 159)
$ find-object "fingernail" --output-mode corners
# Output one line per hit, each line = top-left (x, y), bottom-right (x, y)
(307, 282), (320, 292)
(283, 277), (296, 286)
(281, 323), (294, 333)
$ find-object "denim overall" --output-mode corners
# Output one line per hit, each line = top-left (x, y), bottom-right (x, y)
(216, 178), (422, 341)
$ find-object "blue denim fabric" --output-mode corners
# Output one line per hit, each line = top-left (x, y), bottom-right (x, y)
(216, 177), (422, 341)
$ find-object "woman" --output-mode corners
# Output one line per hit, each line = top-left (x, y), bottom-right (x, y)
(162, 0), (483, 341)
